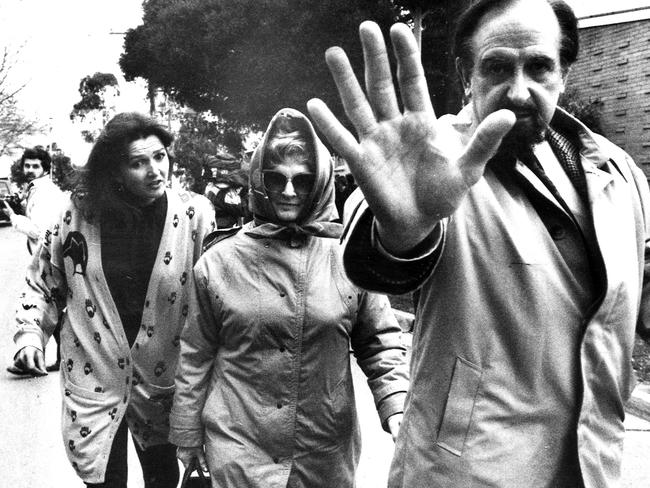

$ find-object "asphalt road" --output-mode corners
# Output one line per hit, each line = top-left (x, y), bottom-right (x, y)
(0, 223), (647, 487)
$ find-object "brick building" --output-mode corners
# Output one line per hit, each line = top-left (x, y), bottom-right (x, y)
(567, 7), (650, 176)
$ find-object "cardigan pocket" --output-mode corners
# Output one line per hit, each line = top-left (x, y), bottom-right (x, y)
(436, 356), (482, 456)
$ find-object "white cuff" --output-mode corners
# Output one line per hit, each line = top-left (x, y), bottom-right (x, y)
(371, 218), (443, 262)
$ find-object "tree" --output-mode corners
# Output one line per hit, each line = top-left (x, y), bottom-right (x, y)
(0, 47), (41, 157)
(172, 112), (245, 193)
(51, 152), (76, 192)
(120, 0), (399, 129)
(393, 0), (435, 49)
(70, 72), (120, 143)
(558, 87), (603, 134)
(407, 1), (472, 115)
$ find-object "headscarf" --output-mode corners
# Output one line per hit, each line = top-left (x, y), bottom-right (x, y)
(246, 108), (342, 240)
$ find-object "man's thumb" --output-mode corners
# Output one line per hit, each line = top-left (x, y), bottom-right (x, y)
(461, 109), (516, 180)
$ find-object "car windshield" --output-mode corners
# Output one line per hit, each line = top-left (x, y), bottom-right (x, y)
(0, 181), (11, 197)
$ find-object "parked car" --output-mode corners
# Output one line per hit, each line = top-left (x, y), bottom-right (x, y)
(0, 177), (18, 223)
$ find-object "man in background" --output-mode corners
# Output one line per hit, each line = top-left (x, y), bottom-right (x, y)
(2, 146), (66, 372)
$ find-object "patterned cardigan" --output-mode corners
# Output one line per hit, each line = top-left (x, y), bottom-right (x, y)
(14, 189), (215, 484)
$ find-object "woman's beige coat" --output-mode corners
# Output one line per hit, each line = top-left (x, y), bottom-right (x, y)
(169, 109), (408, 487)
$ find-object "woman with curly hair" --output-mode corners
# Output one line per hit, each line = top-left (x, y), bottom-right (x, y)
(11, 112), (215, 487)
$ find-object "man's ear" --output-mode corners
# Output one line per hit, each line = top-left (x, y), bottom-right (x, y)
(456, 57), (471, 97)
(560, 66), (571, 93)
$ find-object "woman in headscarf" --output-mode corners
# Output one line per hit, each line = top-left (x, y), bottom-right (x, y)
(170, 108), (408, 487)
(11, 112), (216, 487)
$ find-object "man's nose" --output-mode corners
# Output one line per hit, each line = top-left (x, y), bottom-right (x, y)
(506, 69), (531, 104)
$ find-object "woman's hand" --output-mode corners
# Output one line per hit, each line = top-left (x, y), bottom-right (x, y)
(308, 21), (515, 255)
(176, 445), (209, 472)
(7, 345), (48, 376)
(386, 413), (403, 442)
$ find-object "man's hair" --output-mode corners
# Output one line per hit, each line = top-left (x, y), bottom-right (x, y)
(73, 112), (173, 221)
(21, 147), (51, 173)
(453, 0), (578, 74)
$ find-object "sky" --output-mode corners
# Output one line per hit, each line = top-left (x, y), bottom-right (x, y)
(0, 0), (146, 169)
(0, 0), (649, 171)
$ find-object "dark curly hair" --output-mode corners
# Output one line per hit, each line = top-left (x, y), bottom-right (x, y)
(21, 146), (52, 173)
(72, 112), (173, 221)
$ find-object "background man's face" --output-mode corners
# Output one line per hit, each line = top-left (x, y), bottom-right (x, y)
(22, 158), (45, 182)
(466, 0), (566, 152)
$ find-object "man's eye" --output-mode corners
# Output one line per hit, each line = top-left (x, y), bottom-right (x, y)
(528, 61), (553, 75)
(484, 62), (509, 76)
(154, 152), (166, 161)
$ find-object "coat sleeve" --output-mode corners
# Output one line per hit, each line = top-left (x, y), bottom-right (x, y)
(169, 261), (221, 447)
(191, 195), (217, 262)
(350, 290), (409, 432)
(9, 213), (40, 240)
(631, 159), (650, 342)
(341, 188), (443, 294)
(14, 220), (67, 352)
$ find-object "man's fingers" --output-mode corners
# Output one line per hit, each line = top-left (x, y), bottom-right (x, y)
(461, 109), (516, 180)
(390, 23), (434, 116)
(324, 47), (377, 137)
(307, 98), (360, 163)
(360, 21), (400, 122)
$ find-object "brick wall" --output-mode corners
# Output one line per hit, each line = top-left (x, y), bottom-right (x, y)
(568, 19), (650, 175)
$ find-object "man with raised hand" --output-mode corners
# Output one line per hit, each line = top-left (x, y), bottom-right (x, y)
(307, 0), (650, 486)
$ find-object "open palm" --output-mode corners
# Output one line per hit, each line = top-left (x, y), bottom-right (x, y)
(308, 22), (515, 254)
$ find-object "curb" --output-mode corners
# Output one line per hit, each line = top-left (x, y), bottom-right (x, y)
(627, 383), (650, 422)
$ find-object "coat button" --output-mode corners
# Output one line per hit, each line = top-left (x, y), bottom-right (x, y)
(279, 347), (286, 353)
(550, 225), (565, 240)
(273, 457), (280, 463)
(277, 402), (282, 409)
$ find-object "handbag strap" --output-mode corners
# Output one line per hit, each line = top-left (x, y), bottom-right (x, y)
(181, 458), (210, 487)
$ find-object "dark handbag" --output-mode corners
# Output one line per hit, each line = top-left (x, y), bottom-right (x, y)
(180, 458), (211, 488)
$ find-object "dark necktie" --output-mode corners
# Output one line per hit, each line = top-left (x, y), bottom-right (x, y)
(545, 129), (588, 203)
(518, 130), (588, 206)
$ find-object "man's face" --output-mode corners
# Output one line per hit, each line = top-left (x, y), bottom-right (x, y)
(23, 158), (45, 182)
(463, 0), (567, 152)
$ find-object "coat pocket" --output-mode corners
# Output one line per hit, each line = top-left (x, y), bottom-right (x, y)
(436, 357), (482, 456)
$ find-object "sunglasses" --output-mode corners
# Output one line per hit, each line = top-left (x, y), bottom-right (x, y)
(262, 170), (315, 195)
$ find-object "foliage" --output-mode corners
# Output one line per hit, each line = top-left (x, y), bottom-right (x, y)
(120, 0), (399, 128)
(70, 72), (120, 143)
(0, 47), (41, 157)
(71, 72), (119, 115)
(392, 0), (436, 48)
(558, 87), (603, 134)
(172, 112), (245, 193)
(9, 157), (28, 186)
(51, 153), (76, 192)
